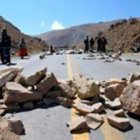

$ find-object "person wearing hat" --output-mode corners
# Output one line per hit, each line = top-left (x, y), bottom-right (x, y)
(1, 28), (11, 65)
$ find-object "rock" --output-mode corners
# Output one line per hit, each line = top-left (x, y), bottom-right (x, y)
(0, 67), (23, 88)
(56, 97), (74, 108)
(92, 103), (105, 113)
(6, 104), (21, 112)
(107, 116), (130, 130)
(106, 79), (127, 87)
(0, 118), (25, 135)
(26, 68), (47, 86)
(35, 100), (44, 106)
(81, 100), (94, 105)
(3, 82), (42, 104)
(105, 98), (122, 109)
(128, 72), (140, 84)
(86, 113), (104, 130)
(0, 109), (6, 116)
(46, 90), (62, 98)
(15, 73), (27, 87)
(73, 102), (104, 114)
(72, 102), (94, 114)
(73, 74), (100, 99)
(43, 98), (56, 105)
(114, 109), (126, 117)
(67, 116), (87, 132)
(23, 102), (34, 110)
(105, 84), (125, 101)
(120, 80), (140, 115)
(37, 73), (58, 96)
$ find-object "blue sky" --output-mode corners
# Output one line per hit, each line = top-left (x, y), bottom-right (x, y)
(0, 0), (140, 35)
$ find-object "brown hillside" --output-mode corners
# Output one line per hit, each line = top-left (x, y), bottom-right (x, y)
(105, 19), (140, 52)
(0, 16), (48, 55)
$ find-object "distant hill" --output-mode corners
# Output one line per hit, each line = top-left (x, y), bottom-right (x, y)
(37, 21), (117, 48)
(0, 16), (48, 55)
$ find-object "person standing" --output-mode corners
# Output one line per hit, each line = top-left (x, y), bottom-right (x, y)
(96, 36), (102, 53)
(101, 36), (107, 53)
(90, 37), (95, 52)
(1, 28), (11, 65)
(18, 38), (28, 59)
(84, 36), (89, 53)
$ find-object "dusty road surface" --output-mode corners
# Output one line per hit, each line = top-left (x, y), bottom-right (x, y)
(2, 53), (140, 140)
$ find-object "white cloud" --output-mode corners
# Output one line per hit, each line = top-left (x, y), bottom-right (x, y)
(51, 20), (65, 30)
(40, 21), (46, 28)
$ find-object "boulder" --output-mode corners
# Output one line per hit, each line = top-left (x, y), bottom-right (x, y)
(15, 73), (27, 87)
(0, 67), (23, 88)
(43, 98), (56, 105)
(120, 80), (140, 115)
(73, 102), (104, 114)
(106, 79), (127, 87)
(0, 118), (25, 135)
(73, 74), (100, 99)
(3, 82), (42, 104)
(26, 68), (47, 86)
(86, 113), (104, 130)
(72, 102), (94, 114)
(67, 116), (87, 132)
(23, 102), (34, 110)
(92, 103), (105, 113)
(0, 109), (6, 116)
(105, 98), (122, 109)
(105, 84), (125, 100)
(56, 97), (74, 108)
(37, 73), (58, 96)
(114, 109), (126, 117)
(128, 72), (140, 84)
(107, 116), (130, 130)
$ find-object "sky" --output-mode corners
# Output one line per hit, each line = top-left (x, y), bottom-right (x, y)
(0, 0), (140, 35)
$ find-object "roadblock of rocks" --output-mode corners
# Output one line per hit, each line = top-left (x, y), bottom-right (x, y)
(0, 67), (140, 135)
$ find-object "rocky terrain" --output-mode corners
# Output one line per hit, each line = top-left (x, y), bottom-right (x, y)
(0, 16), (48, 55)
(105, 18), (140, 52)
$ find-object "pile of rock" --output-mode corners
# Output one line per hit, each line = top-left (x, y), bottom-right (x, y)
(67, 73), (140, 132)
(0, 67), (140, 135)
(0, 67), (77, 115)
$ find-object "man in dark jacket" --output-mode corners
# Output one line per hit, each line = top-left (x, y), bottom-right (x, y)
(84, 36), (89, 53)
(1, 28), (11, 65)
(90, 37), (95, 52)
(96, 37), (102, 52)
(101, 36), (107, 53)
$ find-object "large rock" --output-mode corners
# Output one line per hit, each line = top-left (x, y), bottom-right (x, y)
(128, 72), (140, 84)
(37, 73), (58, 96)
(105, 98), (122, 109)
(120, 80), (140, 115)
(114, 109), (126, 117)
(0, 118), (25, 135)
(26, 68), (47, 86)
(56, 97), (74, 108)
(15, 73), (27, 87)
(67, 116), (87, 132)
(72, 102), (104, 114)
(107, 116), (130, 130)
(105, 84), (125, 101)
(23, 102), (34, 110)
(105, 79), (127, 87)
(72, 103), (95, 114)
(73, 74), (100, 99)
(3, 82), (42, 104)
(86, 113), (104, 130)
(0, 67), (23, 88)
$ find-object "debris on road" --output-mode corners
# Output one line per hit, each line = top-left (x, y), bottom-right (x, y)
(0, 66), (139, 136)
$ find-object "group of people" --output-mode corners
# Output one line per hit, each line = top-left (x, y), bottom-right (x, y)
(84, 35), (107, 53)
(0, 28), (28, 65)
